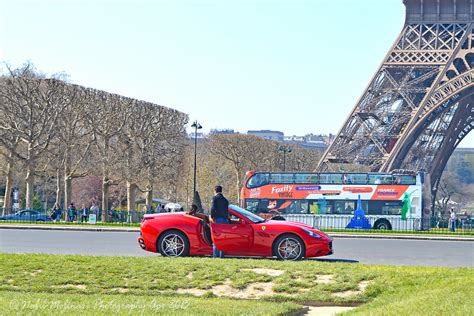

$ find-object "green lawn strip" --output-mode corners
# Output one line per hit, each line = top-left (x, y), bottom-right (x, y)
(0, 291), (300, 316)
(0, 254), (472, 315)
(0, 254), (378, 303)
(346, 267), (474, 316)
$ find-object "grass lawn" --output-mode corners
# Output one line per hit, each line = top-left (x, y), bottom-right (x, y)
(0, 254), (473, 315)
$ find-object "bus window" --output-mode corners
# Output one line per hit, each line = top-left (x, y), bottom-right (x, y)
(246, 173), (269, 188)
(368, 174), (394, 185)
(245, 200), (260, 212)
(270, 173), (294, 184)
(334, 201), (355, 214)
(314, 198), (333, 214)
(255, 199), (309, 215)
(295, 174), (319, 184)
(398, 175), (416, 185)
(346, 174), (368, 184)
(319, 173), (343, 184)
(368, 201), (402, 215)
(279, 200), (309, 214)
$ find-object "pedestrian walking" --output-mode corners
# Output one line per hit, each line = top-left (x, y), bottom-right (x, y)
(80, 204), (89, 223)
(90, 204), (99, 216)
(52, 203), (62, 222)
(67, 203), (77, 222)
(449, 208), (456, 232)
(211, 185), (229, 258)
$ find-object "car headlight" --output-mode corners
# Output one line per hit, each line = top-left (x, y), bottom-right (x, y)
(303, 228), (321, 238)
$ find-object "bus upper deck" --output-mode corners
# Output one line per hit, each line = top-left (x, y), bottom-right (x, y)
(245, 171), (420, 189)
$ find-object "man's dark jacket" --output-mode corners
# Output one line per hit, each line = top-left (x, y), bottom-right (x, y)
(211, 193), (229, 220)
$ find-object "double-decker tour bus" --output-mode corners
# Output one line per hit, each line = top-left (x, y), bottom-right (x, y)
(241, 171), (424, 231)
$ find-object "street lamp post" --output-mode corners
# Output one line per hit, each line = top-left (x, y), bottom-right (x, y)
(191, 120), (202, 195)
(278, 145), (292, 171)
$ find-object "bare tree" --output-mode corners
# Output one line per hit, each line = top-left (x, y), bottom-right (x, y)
(87, 91), (133, 221)
(54, 86), (93, 210)
(0, 133), (19, 213)
(208, 134), (280, 200)
(141, 107), (187, 210)
(0, 63), (66, 209)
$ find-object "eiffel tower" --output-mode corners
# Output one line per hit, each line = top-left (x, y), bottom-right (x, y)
(318, 0), (473, 216)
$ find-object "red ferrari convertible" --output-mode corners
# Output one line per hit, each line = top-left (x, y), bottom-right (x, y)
(138, 205), (333, 260)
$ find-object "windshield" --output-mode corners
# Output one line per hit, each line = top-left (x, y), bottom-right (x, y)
(230, 205), (265, 223)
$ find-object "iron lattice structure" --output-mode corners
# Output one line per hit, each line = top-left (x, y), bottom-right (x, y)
(318, 0), (473, 210)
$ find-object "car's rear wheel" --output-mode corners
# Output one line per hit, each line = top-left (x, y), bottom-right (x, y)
(157, 230), (190, 257)
(273, 234), (305, 261)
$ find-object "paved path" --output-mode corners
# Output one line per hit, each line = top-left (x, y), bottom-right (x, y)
(1, 229), (473, 267)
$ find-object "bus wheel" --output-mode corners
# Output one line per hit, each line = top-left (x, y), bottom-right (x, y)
(374, 219), (392, 230)
(271, 216), (286, 221)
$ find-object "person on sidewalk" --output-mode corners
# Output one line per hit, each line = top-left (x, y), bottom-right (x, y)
(52, 203), (62, 222)
(67, 203), (77, 222)
(449, 208), (456, 232)
(80, 204), (89, 223)
(211, 185), (229, 258)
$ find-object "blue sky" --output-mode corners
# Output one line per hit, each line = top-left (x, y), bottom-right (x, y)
(1, 0), (473, 147)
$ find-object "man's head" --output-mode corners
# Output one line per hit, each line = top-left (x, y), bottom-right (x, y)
(215, 185), (223, 194)
(189, 204), (198, 214)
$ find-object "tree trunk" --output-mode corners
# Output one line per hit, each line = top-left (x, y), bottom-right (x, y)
(145, 182), (153, 211)
(127, 181), (137, 212)
(64, 176), (72, 219)
(55, 169), (62, 208)
(25, 163), (35, 210)
(102, 177), (109, 222)
(64, 149), (72, 211)
(235, 169), (243, 205)
(43, 181), (49, 211)
(3, 161), (13, 215)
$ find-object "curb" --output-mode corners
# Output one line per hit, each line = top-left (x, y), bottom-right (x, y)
(0, 225), (473, 241)
(0, 224), (139, 233)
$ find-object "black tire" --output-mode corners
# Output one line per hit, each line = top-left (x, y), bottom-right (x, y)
(374, 219), (392, 230)
(36, 219), (45, 222)
(157, 230), (190, 257)
(273, 234), (305, 261)
(271, 215), (286, 221)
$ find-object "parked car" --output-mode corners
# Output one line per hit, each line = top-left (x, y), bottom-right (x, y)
(138, 204), (333, 260)
(0, 210), (52, 222)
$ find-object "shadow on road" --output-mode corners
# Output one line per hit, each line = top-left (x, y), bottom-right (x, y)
(310, 258), (359, 263)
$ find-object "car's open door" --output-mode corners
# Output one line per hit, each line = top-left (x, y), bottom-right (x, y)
(211, 215), (253, 255)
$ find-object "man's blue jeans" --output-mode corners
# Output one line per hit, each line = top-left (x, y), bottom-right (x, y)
(213, 217), (228, 257)
(215, 217), (228, 224)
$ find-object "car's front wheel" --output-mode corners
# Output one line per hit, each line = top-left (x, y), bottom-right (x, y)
(157, 230), (190, 257)
(273, 234), (305, 260)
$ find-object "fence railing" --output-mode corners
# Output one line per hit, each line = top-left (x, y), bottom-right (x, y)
(282, 214), (473, 235)
(0, 208), (144, 225)
(0, 208), (473, 235)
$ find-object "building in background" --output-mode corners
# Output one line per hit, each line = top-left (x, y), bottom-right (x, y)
(247, 130), (284, 142)
(210, 128), (236, 135)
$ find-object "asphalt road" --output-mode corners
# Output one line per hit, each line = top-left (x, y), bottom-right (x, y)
(1, 229), (473, 267)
